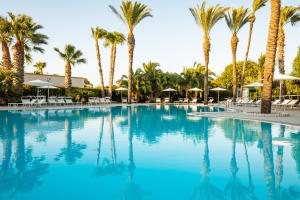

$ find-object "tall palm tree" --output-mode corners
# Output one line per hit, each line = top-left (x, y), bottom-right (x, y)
(190, 2), (228, 105)
(104, 31), (126, 98)
(240, 0), (268, 95)
(8, 13), (48, 95)
(277, 6), (300, 97)
(261, 0), (281, 114)
(54, 44), (86, 92)
(33, 61), (46, 75)
(109, 1), (152, 104)
(91, 27), (107, 97)
(225, 7), (250, 102)
(0, 16), (13, 71)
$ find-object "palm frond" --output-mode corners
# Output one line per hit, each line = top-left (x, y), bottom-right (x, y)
(225, 7), (250, 33)
(280, 6), (300, 26)
(190, 1), (228, 34)
(252, 0), (268, 12)
(110, 1), (152, 32)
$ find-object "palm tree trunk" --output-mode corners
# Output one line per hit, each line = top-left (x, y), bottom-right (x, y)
(13, 40), (24, 96)
(127, 32), (135, 104)
(241, 14), (255, 96)
(1, 41), (13, 70)
(109, 44), (117, 98)
(231, 33), (239, 102)
(261, 0), (281, 114)
(203, 34), (210, 105)
(64, 62), (72, 92)
(277, 24), (286, 97)
(95, 38), (105, 97)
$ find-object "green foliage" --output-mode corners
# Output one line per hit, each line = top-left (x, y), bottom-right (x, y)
(0, 68), (20, 103)
(214, 60), (261, 88)
(54, 44), (86, 66)
(291, 47), (300, 77)
(225, 7), (250, 33)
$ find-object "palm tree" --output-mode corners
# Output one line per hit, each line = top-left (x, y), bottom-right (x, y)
(240, 0), (268, 95)
(261, 0), (281, 114)
(104, 31), (126, 98)
(33, 61), (46, 75)
(0, 16), (12, 71)
(8, 13), (48, 95)
(91, 27), (107, 97)
(54, 44), (86, 92)
(225, 7), (250, 102)
(190, 2), (228, 105)
(109, 1), (152, 104)
(277, 6), (300, 97)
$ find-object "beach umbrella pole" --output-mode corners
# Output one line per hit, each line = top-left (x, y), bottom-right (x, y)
(218, 91), (220, 104)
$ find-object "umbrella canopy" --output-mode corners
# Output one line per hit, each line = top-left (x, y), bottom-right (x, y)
(24, 79), (53, 87)
(115, 87), (128, 91)
(38, 85), (58, 89)
(273, 74), (300, 99)
(274, 74), (300, 81)
(210, 87), (227, 91)
(162, 88), (176, 92)
(210, 87), (227, 104)
(188, 87), (203, 92)
(244, 82), (263, 88)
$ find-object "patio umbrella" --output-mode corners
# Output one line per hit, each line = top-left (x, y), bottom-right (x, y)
(210, 87), (227, 103)
(116, 87), (128, 100)
(273, 73), (300, 99)
(188, 88), (203, 98)
(244, 82), (263, 100)
(38, 85), (58, 99)
(25, 79), (53, 96)
(162, 88), (176, 100)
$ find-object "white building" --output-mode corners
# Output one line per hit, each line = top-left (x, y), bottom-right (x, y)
(24, 73), (92, 88)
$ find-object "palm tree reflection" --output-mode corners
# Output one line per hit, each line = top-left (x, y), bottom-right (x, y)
(95, 113), (125, 176)
(224, 120), (255, 200)
(113, 107), (149, 200)
(0, 113), (48, 196)
(190, 117), (223, 200)
(55, 118), (86, 164)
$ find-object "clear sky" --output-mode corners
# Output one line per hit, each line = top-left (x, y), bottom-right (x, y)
(0, 0), (299, 86)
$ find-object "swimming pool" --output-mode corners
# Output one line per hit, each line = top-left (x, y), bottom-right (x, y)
(0, 105), (299, 199)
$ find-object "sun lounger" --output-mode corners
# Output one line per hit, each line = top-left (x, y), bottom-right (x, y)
(65, 97), (77, 106)
(183, 98), (189, 104)
(286, 100), (299, 108)
(208, 98), (214, 104)
(131, 98), (137, 103)
(164, 98), (170, 103)
(57, 97), (66, 106)
(156, 98), (161, 104)
(88, 97), (96, 105)
(178, 98), (183, 104)
(122, 98), (127, 104)
(48, 97), (57, 105)
(106, 97), (112, 103)
(191, 98), (197, 104)
(272, 99), (281, 105)
(278, 99), (291, 106)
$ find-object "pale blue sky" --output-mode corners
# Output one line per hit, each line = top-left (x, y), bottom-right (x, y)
(0, 0), (299, 86)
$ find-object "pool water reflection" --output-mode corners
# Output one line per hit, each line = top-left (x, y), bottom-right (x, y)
(0, 105), (299, 199)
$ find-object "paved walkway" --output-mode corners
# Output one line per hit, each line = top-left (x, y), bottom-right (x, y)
(1, 103), (300, 127)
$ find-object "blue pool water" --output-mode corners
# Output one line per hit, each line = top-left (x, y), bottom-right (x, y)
(0, 105), (299, 200)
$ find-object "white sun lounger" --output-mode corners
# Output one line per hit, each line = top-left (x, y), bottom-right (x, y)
(156, 98), (161, 104)
(164, 98), (170, 103)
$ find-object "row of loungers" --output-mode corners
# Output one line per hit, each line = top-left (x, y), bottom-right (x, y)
(8, 96), (81, 107)
(272, 99), (300, 108)
(233, 98), (300, 108)
(88, 97), (112, 105)
(156, 98), (214, 104)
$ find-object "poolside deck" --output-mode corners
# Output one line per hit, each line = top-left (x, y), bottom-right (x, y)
(1, 103), (300, 127)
